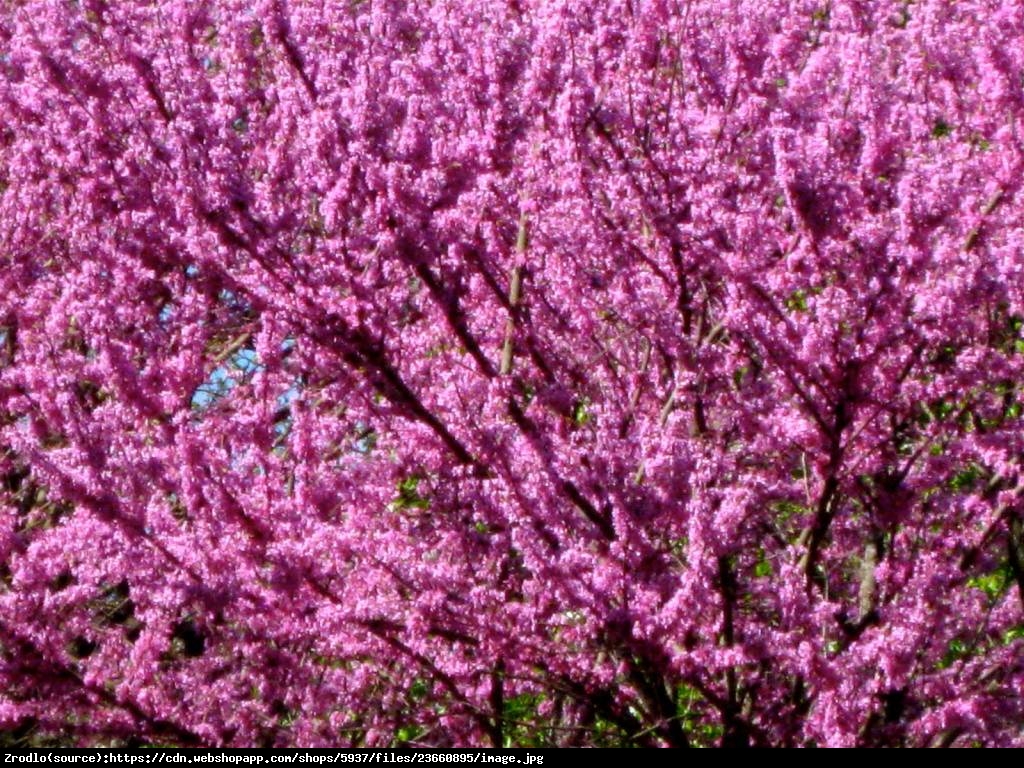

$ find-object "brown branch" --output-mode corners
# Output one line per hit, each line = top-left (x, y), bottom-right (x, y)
(858, 539), (879, 623)
(1008, 515), (1024, 611)
(717, 556), (747, 747)
(0, 621), (206, 747)
(963, 188), (1005, 251)
(501, 213), (528, 376)
(488, 660), (506, 748)
(272, 0), (318, 100)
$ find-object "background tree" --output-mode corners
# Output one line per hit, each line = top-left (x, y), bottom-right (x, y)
(1, 0), (1023, 747)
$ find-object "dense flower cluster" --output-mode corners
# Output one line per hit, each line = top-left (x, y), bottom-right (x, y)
(1, 0), (1023, 748)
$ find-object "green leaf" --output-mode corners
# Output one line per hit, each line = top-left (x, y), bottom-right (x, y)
(785, 289), (808, 312)
(393, 475), (430, 511)
(968, 564), (1011, 600)
(572, 397), (591, 426)
(754, 557), (773, 578)
(931, 119), (953, 138)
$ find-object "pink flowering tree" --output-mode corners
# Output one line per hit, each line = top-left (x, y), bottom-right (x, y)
(1, 0), (1023, 748)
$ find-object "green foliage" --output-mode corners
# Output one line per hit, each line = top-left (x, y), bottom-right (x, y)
(967, 564), (1012, 600)
(675, 685), (723, 748)
(948, 464), (981, 493)
(393, 476), (430, 511)
(785, 289), (809, 312)
(754, 551), (773, 578)
(571, 398), (592, 427)
(1003, 625), (1024, 644)
(393, 725), (425, 745)
(500, 693), (550, 748)
(931, 119), (953, 138)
